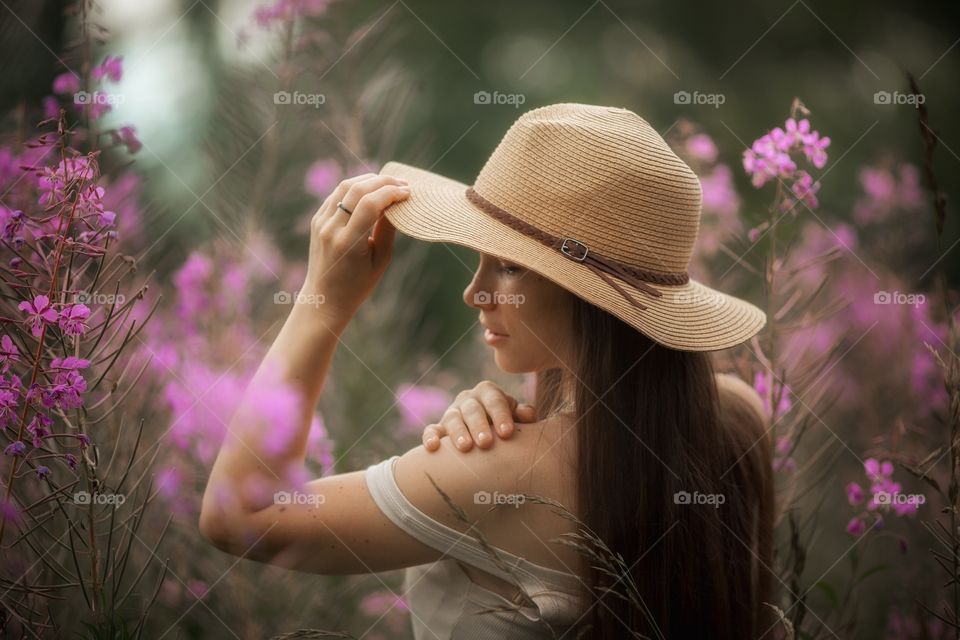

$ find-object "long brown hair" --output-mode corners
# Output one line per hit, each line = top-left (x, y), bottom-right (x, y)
(535, 295), (775, 639)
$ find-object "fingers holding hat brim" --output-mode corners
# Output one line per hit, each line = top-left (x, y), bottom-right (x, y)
(324, 174), (408, 232)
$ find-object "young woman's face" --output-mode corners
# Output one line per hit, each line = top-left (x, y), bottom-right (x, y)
(462, 252), (574, 373)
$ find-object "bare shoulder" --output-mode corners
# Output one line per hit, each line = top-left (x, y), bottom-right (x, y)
(391, 414), (581, 574)
(392, 414), (574, 525)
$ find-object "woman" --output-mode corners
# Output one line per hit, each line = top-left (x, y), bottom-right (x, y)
(199, 103), (775, 639)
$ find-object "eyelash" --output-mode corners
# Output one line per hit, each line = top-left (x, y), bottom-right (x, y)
(499, 263), (520, 275)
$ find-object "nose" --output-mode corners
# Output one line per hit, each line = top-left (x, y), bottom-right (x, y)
(463, 271), (495, 309)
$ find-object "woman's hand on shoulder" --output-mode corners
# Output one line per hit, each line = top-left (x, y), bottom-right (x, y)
(422, 381), (538, 452)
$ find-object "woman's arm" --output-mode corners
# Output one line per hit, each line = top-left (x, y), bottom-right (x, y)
(199, 173), (409, 553)
(197, 172), (557, 577)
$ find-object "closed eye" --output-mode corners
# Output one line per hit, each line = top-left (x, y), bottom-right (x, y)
(498, 261), (522, 276)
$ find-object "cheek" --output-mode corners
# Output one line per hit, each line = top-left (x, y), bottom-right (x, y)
(499, 278), (572, 364)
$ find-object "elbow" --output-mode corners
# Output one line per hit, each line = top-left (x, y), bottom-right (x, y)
(198, 504), (229, 550)
(198, 484), (237, 552)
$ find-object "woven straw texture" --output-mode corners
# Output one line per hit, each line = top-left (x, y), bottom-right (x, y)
(380, 103), (767, 352)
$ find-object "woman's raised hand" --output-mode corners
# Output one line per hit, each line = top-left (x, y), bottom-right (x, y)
(422, 381), (538, 452)
(300, 173), (410, 328)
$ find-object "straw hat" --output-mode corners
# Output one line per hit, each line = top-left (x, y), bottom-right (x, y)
(379, 103), (766, 352)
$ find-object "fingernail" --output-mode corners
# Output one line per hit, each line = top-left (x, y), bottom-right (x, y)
(426, 436), (438, 448)
(477, 432), (487, 443)
(499, 423), (511, 434)
(457, 436), (466, 449)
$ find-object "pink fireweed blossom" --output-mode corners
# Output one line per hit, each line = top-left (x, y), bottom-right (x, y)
(52, 72), (81, 95)
(0, 335), (20, 373)
(789, 170), (820, 210)
(4, 441), (26, 457)
(91, 55), (123, 83)
(742, 115), (830, 212)
(3, 209), (26, 246)
(846, 481), (865, 505)
(846, 457), (923, 535)
(26, 412), (53, 448)
(58, 303), (90, 337)
(0, 385), (21, 430)
(753, 371), (793, 419)
(40, 356), (91, 410)
(304, 159), (342, 198)
(685, 133), (718, 163)
(117, 126), (141, 154)
(395, 383), (452, 434)
(19, 295), (58, 337)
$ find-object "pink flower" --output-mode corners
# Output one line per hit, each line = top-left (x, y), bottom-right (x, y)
(186, 580), (209, 600)
(752, 371), (792, 418)
(0, 387), (21, 430)
(853, 162), (926, 225)
(58, 303), (90, 337)
(52, 72), (80, 95)
(742, 113), (829, 197)
(92, 55), (123, 83)
(118, 126), (141, 154)
(174, 252), (214, 319)
(845, 516), (866, 536)
(42, 95), (59, 121)
(864, 458), (893, 482)
(395, 384), (452, 432)
(304, 159), (342, 198)
(3, 441), (25, 457)
(802, 132), (830, 169)
(86, 92), (112, 120)
(700, 164), (740, 217)
(43, 356), (91, 410)
(787, 170), (820, 211)
(0, 335), (20, 374)
(686, 134), (718, 163)
(845, 481), (864, 505)
(18, 295), (58, 337)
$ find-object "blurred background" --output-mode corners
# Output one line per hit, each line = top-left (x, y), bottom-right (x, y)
(0, 0), (958, 637)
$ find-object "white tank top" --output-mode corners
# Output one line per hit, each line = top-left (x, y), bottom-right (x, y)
(364, 455), (588, 639)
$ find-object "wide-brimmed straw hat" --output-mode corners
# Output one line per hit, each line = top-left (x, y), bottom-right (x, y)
(379, 103), (766, 352)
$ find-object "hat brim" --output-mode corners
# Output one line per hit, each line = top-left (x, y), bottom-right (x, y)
(379, 161), (767, 352)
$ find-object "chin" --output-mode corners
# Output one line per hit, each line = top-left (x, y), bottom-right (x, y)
(493, 351), (535, 374)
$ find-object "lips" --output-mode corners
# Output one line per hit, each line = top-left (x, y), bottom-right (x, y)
(480, 323), (508, 337)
